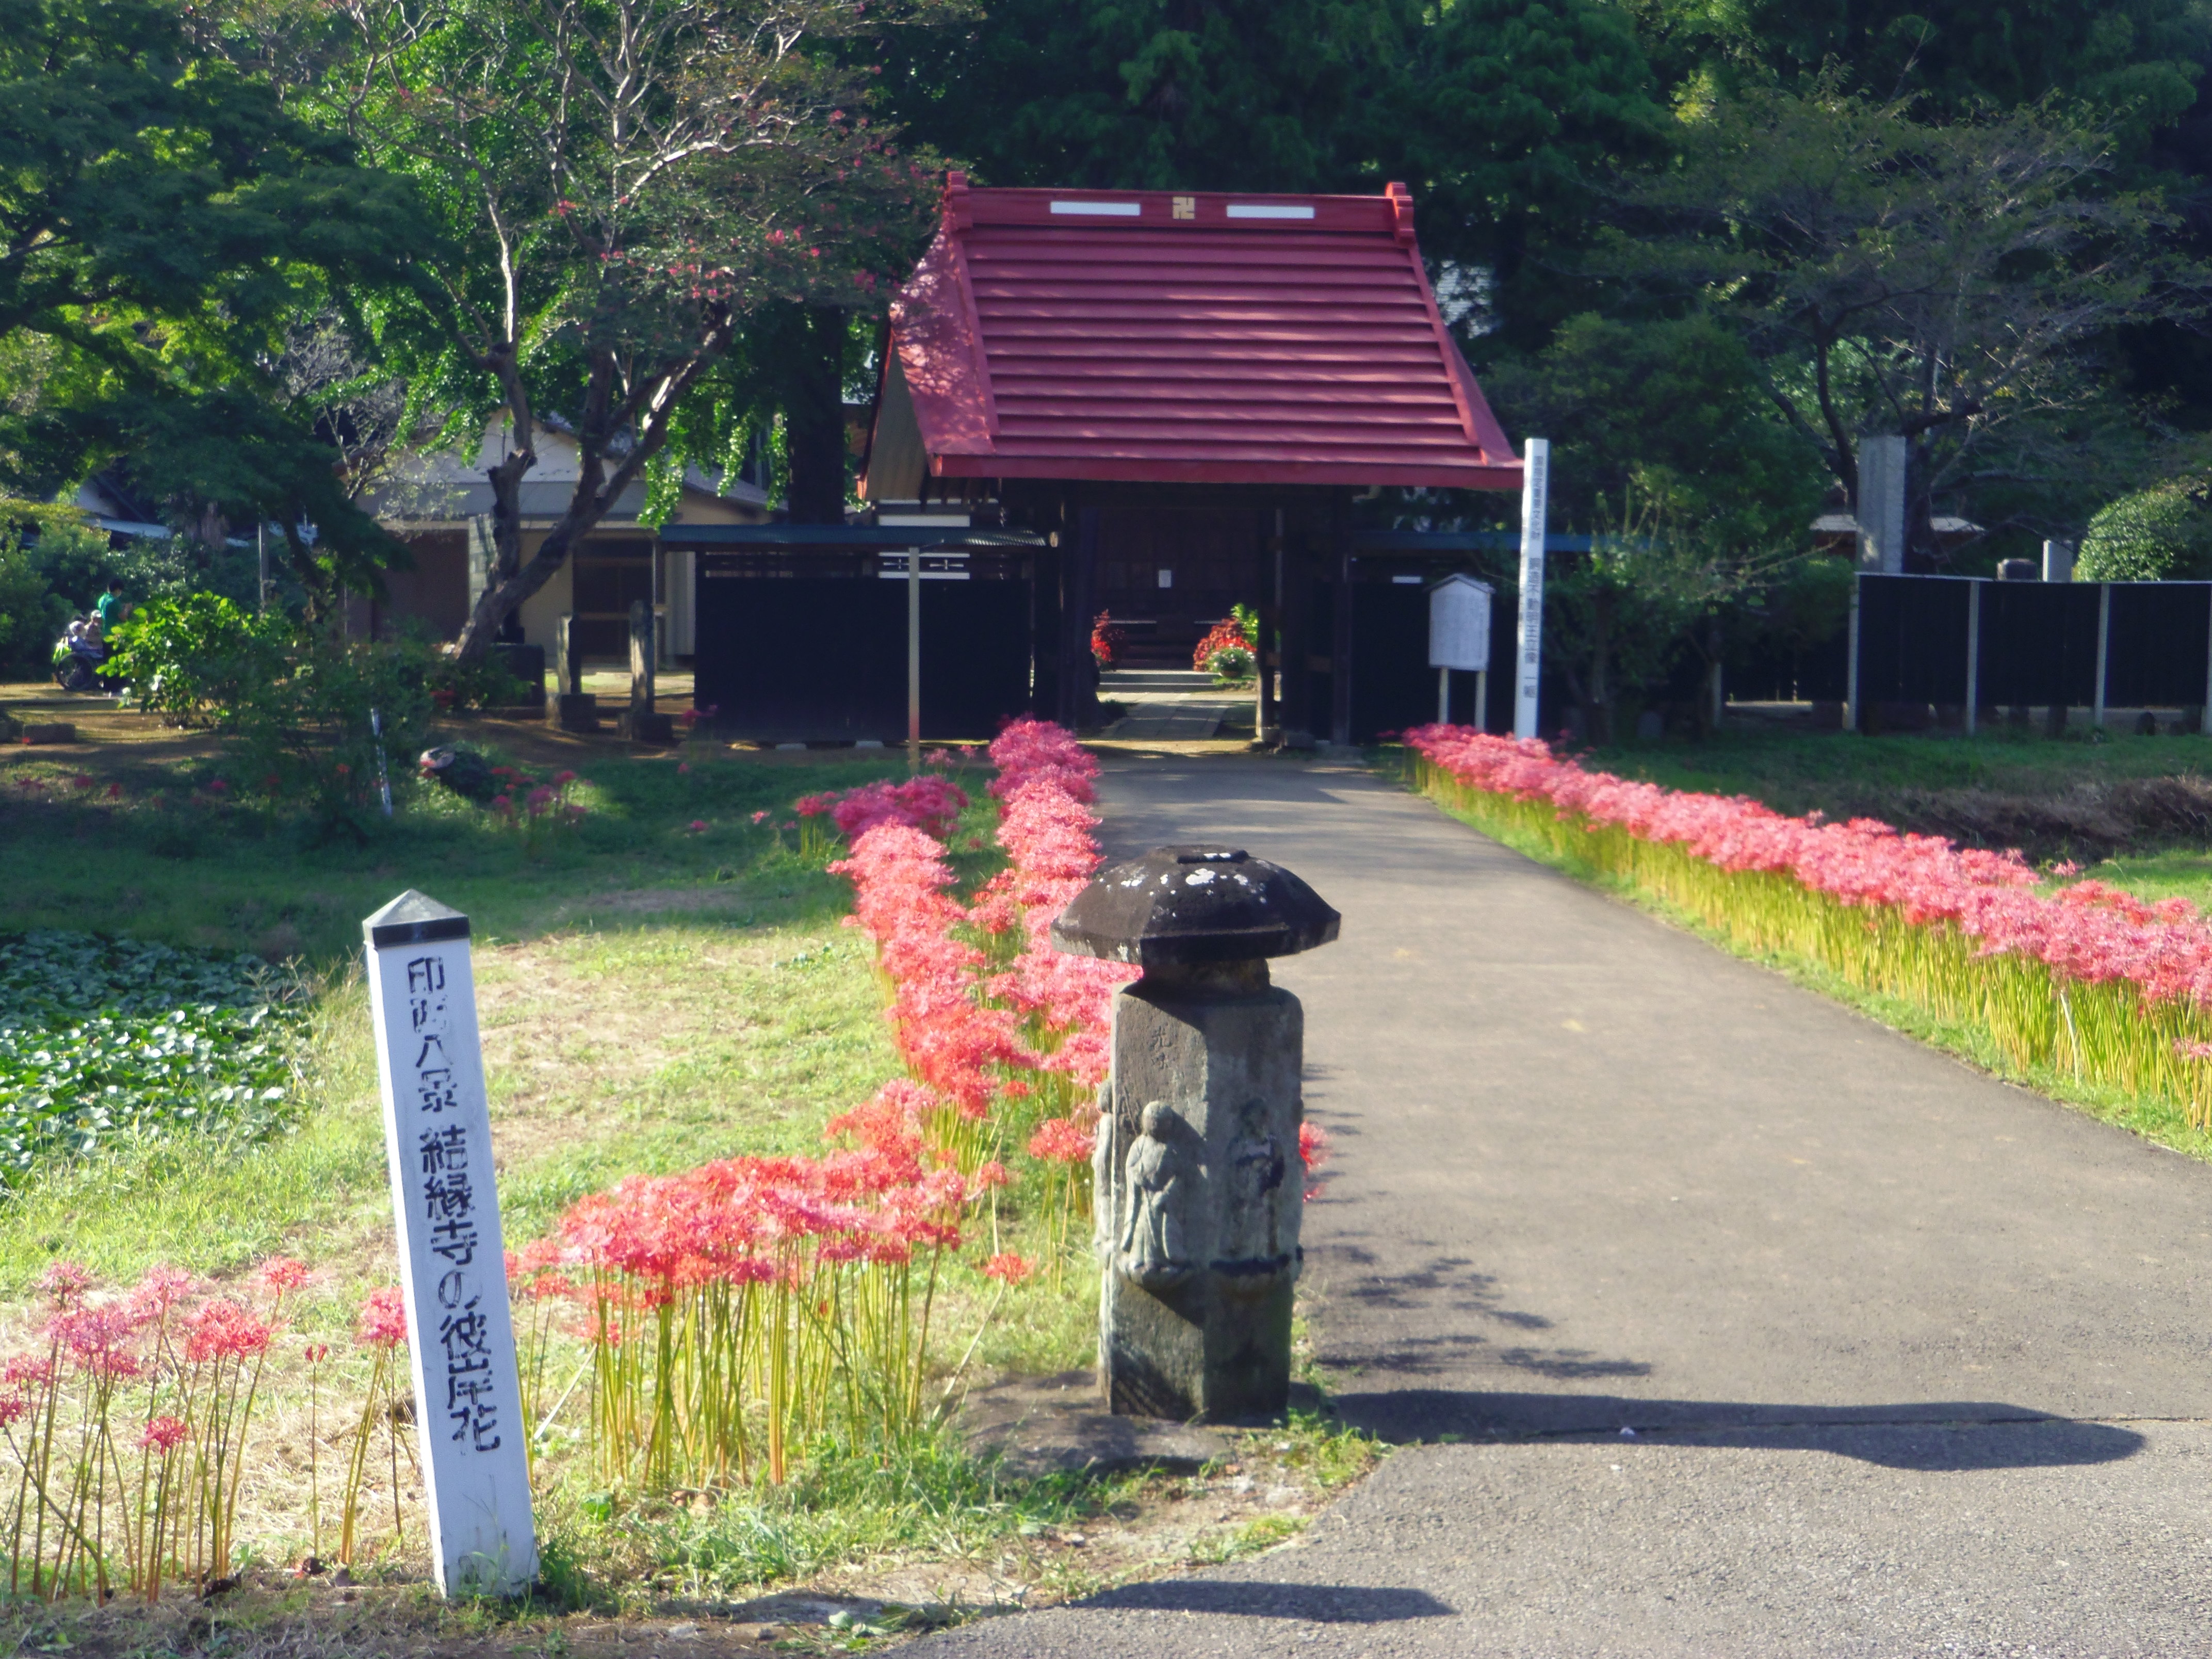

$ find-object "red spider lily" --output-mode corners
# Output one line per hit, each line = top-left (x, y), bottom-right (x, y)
(71, 774), (93, 789)
(126, 1263), (201, 1325)
(256, 1256), (311, 1298)
(555, 770), (577, 785)
(982, 1253), (1034, 1286)
(799, 776), (969, 842)
(138, 1416), (188, 1453)
(688, 819), (708, 833)
(1406, 723), (2212, 1125)
(105, 782), (122, 799)
(752, 809), (770, 823)
(354, 1288), (408, 1349)
(37, 1260), (93, 1310)
(1299, 1120), (1334, 1200)
(184, 1298), (273, 1363)
(1027, 1117), (1093, 1164)
(1298, 1120), (1331, 1171)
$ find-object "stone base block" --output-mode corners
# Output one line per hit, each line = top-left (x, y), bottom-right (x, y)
(624, 710), (676, 744)
(1097, 969), (1304, 1424)
(555, 693), (599, 733)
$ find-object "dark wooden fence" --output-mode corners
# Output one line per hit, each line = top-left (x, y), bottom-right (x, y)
(692, 547), (1037, 742)
(1850, 574), (2212, 731)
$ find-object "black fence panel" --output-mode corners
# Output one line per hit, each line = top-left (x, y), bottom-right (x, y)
(1973, 581), (2101, 708)
(1348, 576), (1434, 741)
(1857, 575), (1973, 706)
(694, 551), (1034, 741)
(1850, 575), (2212, 716)
(2105, 582), (2212, 708)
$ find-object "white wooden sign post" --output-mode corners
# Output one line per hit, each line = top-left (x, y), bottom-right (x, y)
(1515, 437), (1550, 740)
(364, 891), (536, 1598)
(1428, 573), (1493, 728)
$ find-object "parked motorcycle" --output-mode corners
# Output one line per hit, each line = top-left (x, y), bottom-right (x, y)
(51, 617), (123, 694)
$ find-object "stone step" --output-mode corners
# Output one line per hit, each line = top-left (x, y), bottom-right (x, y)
(1102, 669), (1217, 692)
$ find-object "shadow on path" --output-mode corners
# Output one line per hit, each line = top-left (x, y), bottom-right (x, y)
(1075, 1581), (1455, 1623)
(1331, 1389), (2148, 1470)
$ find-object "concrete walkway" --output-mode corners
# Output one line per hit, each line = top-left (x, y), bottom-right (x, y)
(1098, 668), (1251, 740)
(915, 754), (2212, 1657)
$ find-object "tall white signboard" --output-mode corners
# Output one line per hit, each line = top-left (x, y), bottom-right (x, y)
(364, 891), (536, 1598)
(1515, 438), (1551, 740)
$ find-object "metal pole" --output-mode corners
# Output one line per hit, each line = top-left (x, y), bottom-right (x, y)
(2094, 582), (2111, 731)
(1964, 579), (1981, 738)
(906, 547), (921, 768)
(369, 708), (394, 818)
(1438, 666), (1450, 725)
(1514, 437), (1550, 740)
(1475, 669), (1488, 734)
(2204, 584), (2212, 736)
(1845, 573), (1862, 732)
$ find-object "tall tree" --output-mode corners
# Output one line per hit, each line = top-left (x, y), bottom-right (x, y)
(1638, 0), (2211, 143)
(331, 0), (946, 659)
(877, 0), (1666, 317)
(1599, 83), (2208, 565)
(0, 0), (418, 607)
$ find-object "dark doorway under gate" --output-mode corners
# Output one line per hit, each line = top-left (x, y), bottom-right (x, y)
(1092, 505), (1269, 669)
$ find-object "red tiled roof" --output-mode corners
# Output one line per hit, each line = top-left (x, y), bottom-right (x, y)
(868, 176), (1522, 493)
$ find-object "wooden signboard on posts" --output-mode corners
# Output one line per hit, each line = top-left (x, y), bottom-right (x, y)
(364, 891), (537, 1597)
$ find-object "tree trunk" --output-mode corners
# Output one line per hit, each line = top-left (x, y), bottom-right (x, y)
(783, 305), (848, 525)
(453, 322), (733, 662)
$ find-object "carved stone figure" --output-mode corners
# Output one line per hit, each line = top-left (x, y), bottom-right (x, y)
(1117, 1101), (1193, 1290)
(1092, 1078), (1119, 1259)
(1220, 1100), (1290, 1271)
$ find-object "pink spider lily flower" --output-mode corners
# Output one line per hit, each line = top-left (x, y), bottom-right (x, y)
(355, 1287), (409, 1349)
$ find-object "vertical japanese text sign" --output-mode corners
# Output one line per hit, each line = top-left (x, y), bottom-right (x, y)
(363, 891), (536, 1597)
(1515, 437), (1550, 741)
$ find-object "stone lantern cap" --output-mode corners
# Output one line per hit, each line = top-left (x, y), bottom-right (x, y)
(1050, 845), (1340, 969)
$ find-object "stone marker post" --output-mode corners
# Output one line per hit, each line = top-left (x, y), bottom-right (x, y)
(363, 891), (537, 1597)
(624, 600), (674, 742)
(1052, 847), (1340, 1422)
(555, 615), (597, 733)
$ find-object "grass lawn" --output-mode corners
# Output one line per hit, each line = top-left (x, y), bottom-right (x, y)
(0, 688), (1372, 1645)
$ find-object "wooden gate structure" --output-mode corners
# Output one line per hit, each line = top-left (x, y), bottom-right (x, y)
(683, 175), (1525, 744)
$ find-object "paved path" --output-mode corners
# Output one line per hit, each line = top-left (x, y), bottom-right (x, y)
(916, 754), (2212, 1657)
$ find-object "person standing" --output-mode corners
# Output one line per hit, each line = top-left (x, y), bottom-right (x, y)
(94, 577), (126, 638)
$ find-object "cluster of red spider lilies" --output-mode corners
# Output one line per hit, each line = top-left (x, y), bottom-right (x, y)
(1406, 724), (2212, 1120)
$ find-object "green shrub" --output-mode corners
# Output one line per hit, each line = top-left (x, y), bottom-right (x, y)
(425, 646), (530, 711)
(108, 593), (290, 727)
(110, 595), (436, 821)
(2078, 483), (2212, 580)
